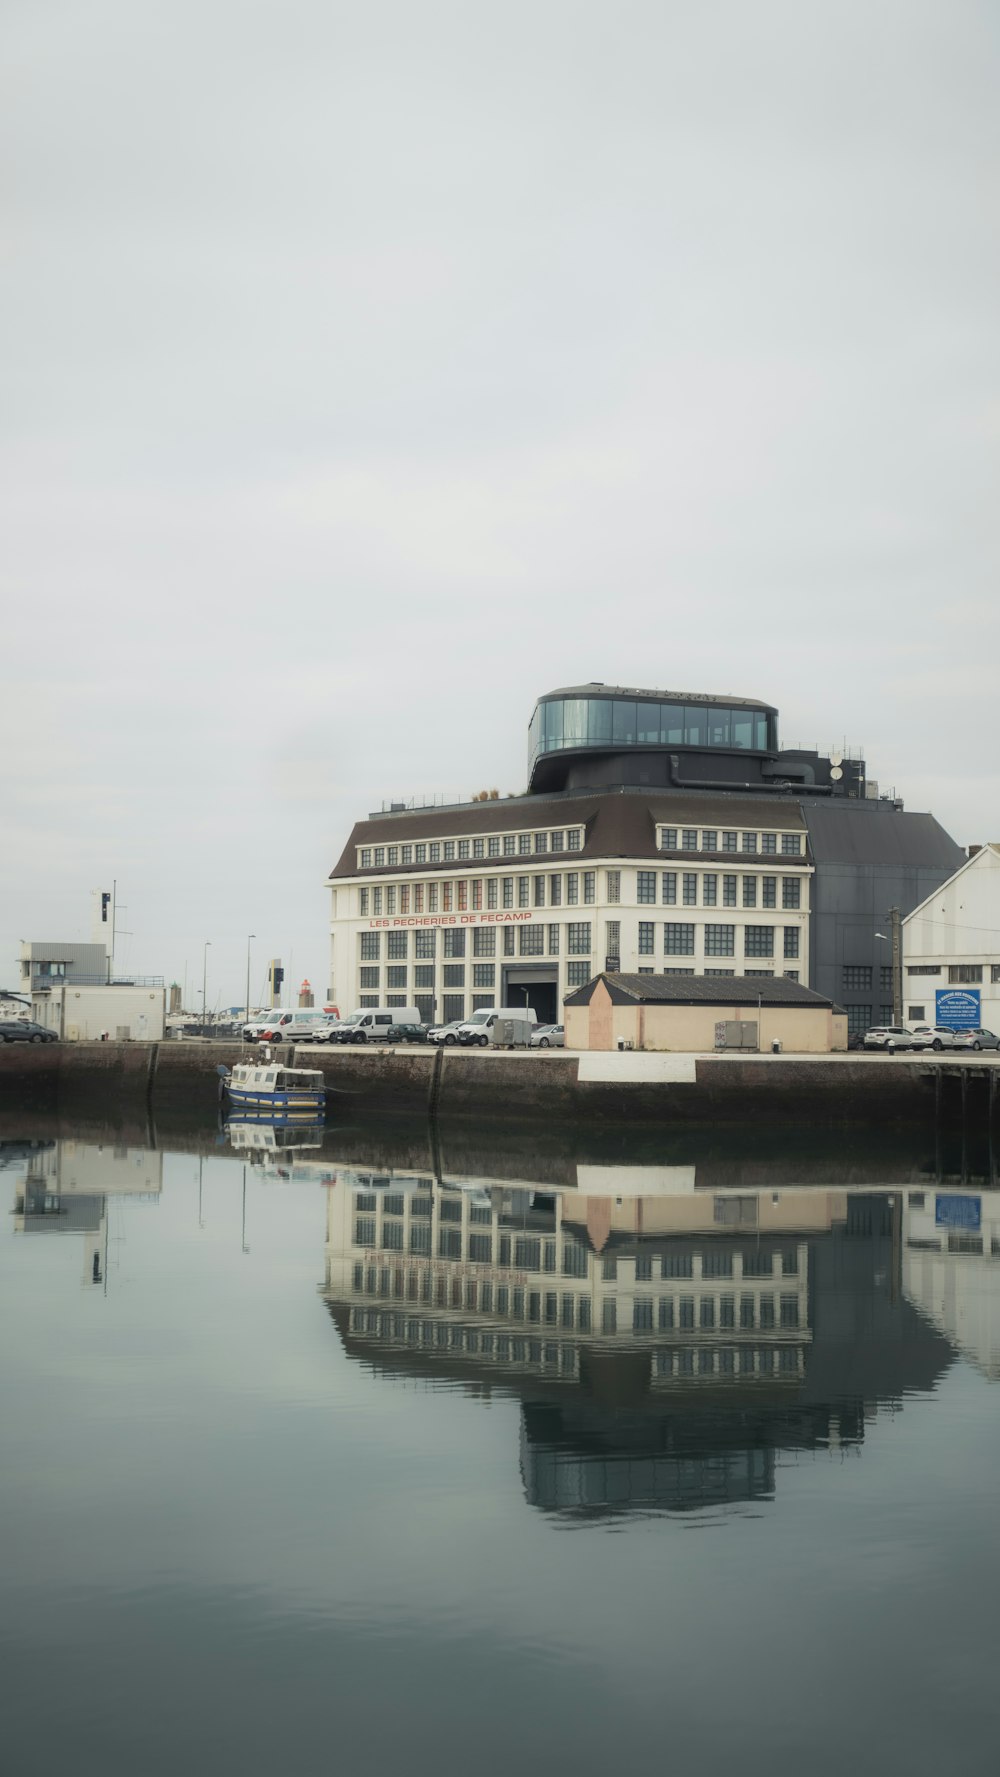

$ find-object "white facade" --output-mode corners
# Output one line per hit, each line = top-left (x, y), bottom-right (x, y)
(903, 1188), (1000, 1379)
(902, 844), (1000, 1031)
(32, 983), (166, 1041)
(328, 808), (812, 1026)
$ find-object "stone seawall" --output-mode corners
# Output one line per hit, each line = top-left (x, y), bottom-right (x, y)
(0, 1039), (996, 1133)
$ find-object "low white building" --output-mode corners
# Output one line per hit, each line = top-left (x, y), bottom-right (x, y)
(18, 938), (166, 1039)
(902, 844), (1000, 1031)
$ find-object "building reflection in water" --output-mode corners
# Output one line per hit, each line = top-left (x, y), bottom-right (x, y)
(321, 1163), (963, 1519)
(5, 1139), (163, 1290)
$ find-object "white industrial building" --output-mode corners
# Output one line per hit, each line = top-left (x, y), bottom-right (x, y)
(19, 940), (165, 1040)
(902, 844), (1000, 1031)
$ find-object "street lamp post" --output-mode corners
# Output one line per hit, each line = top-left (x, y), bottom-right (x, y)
(202, 940), (211, 1040)
(245, 933), (256, 1032)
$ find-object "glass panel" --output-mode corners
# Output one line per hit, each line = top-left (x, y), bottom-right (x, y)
(612, 700), (638, 744)
(707, 706), (731, 747)
(756, 712), (771, 749)
(542, 700), (563, 747)
(684, 704), (708, 745)
(528, 705), (540, 761)
(587, 698), (613, 745)
(636, 702), (660, 745)
(660, 702), (684, 743)
(731, 710), (753, 748)
(561, 699), (588, 749)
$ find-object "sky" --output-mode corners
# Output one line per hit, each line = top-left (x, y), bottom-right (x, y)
(3, 0), (998, 1008)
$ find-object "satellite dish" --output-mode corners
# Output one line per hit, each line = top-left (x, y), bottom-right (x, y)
(830, 750), (843, 766)
(830, 766), (843, 781)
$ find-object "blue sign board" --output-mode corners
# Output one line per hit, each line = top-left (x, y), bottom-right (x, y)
(935, 1194), (982, 1232)
(935, 988), (980, 1029)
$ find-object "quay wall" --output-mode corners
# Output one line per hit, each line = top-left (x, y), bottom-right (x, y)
(0, 1040), (995, 1133)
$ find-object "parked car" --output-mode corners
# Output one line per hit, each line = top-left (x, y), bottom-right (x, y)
(307, 1016), (343, 1043)
(861, 1026), (913, 1052)
(946, 1027), (1000, 1051)
(387, 1023), (429, 1044)
(908, 1025), (964, 1051)
(530, 1023), (565, 1048)
(427, 1021), (464, 1046)
(0, 1020), (58, 1044)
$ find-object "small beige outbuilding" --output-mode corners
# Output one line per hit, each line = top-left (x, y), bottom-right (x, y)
(564, 973), (848, 1054)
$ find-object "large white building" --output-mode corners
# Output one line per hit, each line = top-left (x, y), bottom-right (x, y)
(902, 843), (1000, 1031)
(327, 794), (813, 1028)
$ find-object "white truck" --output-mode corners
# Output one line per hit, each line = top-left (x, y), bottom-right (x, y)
(333, 1005), (421, 1044)
(455, 1007), (537, 1048)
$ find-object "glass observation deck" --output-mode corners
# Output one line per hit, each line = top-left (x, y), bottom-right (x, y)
(528, 689), (777, 780)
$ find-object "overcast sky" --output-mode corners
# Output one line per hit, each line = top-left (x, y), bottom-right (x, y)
(3, 0), (998, 1007)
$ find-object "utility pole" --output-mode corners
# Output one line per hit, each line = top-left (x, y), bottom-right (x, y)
(890, 906), (902, 1026)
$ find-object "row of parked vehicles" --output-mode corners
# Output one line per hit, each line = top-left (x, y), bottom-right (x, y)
(242, 1005), (565, 1049)
(862, 1023), (1000, 1052)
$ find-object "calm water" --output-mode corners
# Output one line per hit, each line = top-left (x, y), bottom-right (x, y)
(2, 1123), (999, 1776)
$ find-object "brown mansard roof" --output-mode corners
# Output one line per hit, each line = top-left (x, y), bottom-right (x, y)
(328, 790), (809, 880)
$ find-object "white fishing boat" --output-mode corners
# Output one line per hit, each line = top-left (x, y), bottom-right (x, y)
(220, 1060), (326, 1117)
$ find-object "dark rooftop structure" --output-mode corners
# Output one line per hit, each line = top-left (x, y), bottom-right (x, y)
(564, 972), (842, 1011)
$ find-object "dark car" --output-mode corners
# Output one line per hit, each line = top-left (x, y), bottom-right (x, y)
(0, 1020), (58, 1044)
(387, 1023), (429, 1044)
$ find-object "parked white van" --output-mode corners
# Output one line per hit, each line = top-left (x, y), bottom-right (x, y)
(456, 1007), (537, 1048)
(243, 1008), (329, 1044)
(335, 1005), (421, 1044)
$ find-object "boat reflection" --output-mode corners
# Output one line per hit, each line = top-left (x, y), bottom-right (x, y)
(321, 1164), (990, 1518)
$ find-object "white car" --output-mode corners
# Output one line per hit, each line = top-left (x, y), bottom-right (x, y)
(530, 1023), (565, 1048)
(908, 1025), (964, 1051)
(861, 1026), (913, 1052)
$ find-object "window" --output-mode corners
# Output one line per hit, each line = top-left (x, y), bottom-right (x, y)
(387, 846), (399, 867)
(638, 921), (654, 954)
(518, 877), (529, 907)
(606, 870), (621, 903)
(503, 835), (516, 856)
(722, 831), (737, 852)
(429, 842), (441, 862)
(842, 965), (872, 991)
(566, 872), (579, 904)
(605, 919), (621, 959)
(781, 834), (802, 856)
(359, 887), (369, 916)
(533, 875), (546, 907)
(503, 928), (515, 956)
(360, 932), (380, 961)
(846, 1005), (872, 1037)
(548, 924), (560, 955)
(360, 848), (372, 868)
(743, 877), (757, 908)
(534, 832), (548, 854)
(502, 877), (514, 909)
(487, 878), (497, 909)
(487, 836), (500, 858)
(908, 1004), (925, 1021)
(683, 873), (697, 905)
(664, 923), (695, 955)
(442, 883), (452, 912)
(949, 964), (983, 984)
(549, 874), (562, 906)
(415, 931), (435, 959)
(519, 833), (531, 855)
(400, 886), (410, 914)
(372, 887), (382, 915)
(473, 964), (495, 988)
(550, 831), (564, 853)
(386, 886), (396, 916)
(992, 966), (1000, 984)
(415, 844), (427, 864)
(567, 829), (582, 851)
(387, 965), (407, 988)
(443, 964), (465, 987)
(702, 830), (717, 851)
(428, 884), (438, 911)
(661, 827), (678, 851)
(374, 848), (385, 867)
(742, 832), (758, 854)
(387, 932), (407, 960)
(879, 965), (893, 992)
(744, 926), (774, 957)
(633, 1299), (653, 1332)
(583, 872), (596, 904)
(519, 926), (544, 956)
(762, 876), (776, 908)
(443, 930), (465, 957)
(442, 994), (465, 1022)
(761, 833), (776, 854)
(681, 829), (698, 851)
(360, 966), (379, 989)
(415, 965), (434, 989)
(723, 874), (737, 907)
(637, 870), (656, 903)
(907, 965), (940, 976)
(662, 871), (677, 904)
(473, 927), (495, 957)
(704, 968), (735, 976)
(567, 961), (590, 987)
(444, 841), (455, 861)
(745, 969), (773, 977)
(702, 873), (717, 906)
(663, 967), (695, 975)
(782, 877), (801, 910)
(567, 922), (592, 955)
(783, 927), (800, 959)
(704, 923), (735, 956)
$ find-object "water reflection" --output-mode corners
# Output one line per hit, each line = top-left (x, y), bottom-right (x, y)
(319, 1162), (988, 1519)
(5, 1137), (162, 1289)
